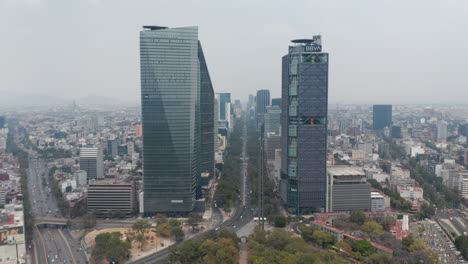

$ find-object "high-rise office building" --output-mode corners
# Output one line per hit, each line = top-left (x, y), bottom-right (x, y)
(459, 123), (468, 137)
(79, 147), (104, 181)
(0, 116), (4, 128)
(391, 125), (402, 139)
(281, 35), (328, 213)
(199, 42), (215, 188)
(107, 138), (121, 158)
(373, 105), (392, 130)
(140, 26), (214, 213)
(217, 93), (231, 121)
(256, 89), (270, 115)
(271, 98), (282, 107)
(437, 120), (448, 141)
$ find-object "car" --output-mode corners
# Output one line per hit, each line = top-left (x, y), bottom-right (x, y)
(215, 227), (220, 231)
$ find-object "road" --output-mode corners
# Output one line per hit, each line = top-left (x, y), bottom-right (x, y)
(413, 219), (464, 263)
(25, 151), (88, 264)
(130, 114), (253, 264)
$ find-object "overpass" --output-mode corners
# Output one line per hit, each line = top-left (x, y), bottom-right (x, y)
(35, 217), (68, 227)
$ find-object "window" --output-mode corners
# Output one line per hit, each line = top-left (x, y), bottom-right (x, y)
(288, 164), (297, 177)
(289, 57), (298, 75)
(289, 125), (297, 137)
(302, 54), (328, 64)
(300, 116), (326, 125)
(289, 79), (298, 96)
(288, 140), (297, 157)
(289, 105), (297, 117)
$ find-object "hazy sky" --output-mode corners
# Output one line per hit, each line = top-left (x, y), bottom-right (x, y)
(0, 0), (467, 104)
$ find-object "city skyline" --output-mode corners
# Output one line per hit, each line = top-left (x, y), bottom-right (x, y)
(1, 0), (468, 104)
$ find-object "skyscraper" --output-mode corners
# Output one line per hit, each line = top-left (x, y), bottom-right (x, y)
(107, 138), (121, 158)
(0, 116), (4, 128)
(140, 26), (214, 214)
(281, 35), (328, 213)
(256, 89), (270, 115)
(437, 120), (448, 141)
(79, 147), (104, 181)
(217, 93), (231, 121)
(373, 105), (392, 130)
(199, 42), (215, 192)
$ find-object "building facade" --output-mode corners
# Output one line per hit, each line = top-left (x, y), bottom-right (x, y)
(87, 181), (136, 216)
(140, 26), (214, 213)
(373, 105), (392, 130)
(264, 105), (281, 136)
(327, 167), (371, 212)
(217, 93), (231, 121)
(79, 147), (103, 180)
(256, 89), (271, 115)
(280, 36), (328, 213)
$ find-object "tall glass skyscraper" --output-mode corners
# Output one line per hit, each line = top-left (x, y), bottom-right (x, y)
(140, 26), (214, 214)
(280, 36), (328, 214)
(372, 105), (392, 130)
(256, 89), (271, 115)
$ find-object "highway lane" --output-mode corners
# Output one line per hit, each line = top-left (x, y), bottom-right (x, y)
(26, 153), (88, 264)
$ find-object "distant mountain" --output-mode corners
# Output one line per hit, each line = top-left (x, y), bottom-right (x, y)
(0, 93), (138, 108)
(76, 95), (138, 106)
(0, 93), (70, 107)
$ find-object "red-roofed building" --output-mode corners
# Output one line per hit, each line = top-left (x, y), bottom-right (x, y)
(310, 220), (344, 241)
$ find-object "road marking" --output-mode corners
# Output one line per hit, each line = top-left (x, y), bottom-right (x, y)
(58, 228), (77, 264)
(35, 226), (49, 264)
(32, 240), (39, 264)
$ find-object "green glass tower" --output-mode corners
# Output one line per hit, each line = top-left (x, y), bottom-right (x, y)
(140, 26), (214, 214)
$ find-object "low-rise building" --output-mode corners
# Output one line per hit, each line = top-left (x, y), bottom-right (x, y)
(327, 167), (371, 212)
(87, 181), (136, 216)
(310, 220), (344, 242)
(398, 187), (423, 200)
(371, 192), (385, 211)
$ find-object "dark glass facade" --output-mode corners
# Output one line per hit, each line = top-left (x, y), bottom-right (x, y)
(271, 98), (282, 107)
(281, 39), (328, 213)
(373, 105), (392, 130)
(140, 26), (214, 213)
(198, 42), (215, 198)
(256, 89), (270, 114)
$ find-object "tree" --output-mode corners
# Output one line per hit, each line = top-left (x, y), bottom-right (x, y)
(136, 234), (146, 250)
(408, 239), (426, 252)
(368, 252), (392, 264)
(455, 235), (468, 260)
(93, 232), (131, 263)
(171, 226), (185, 241)
(132, 219), (151, 235)
(188, 212), (202, 232)
(66, 219), (72, 229)
(352, 239), (375, 256)
(83, 212), (96, 229)
(274, 215), (287, 228)
(312, 230), (335, 248)
(155, 213), (167, 225)
(350, 210), (367, 225)
(362, 221), (384, 235)
(402, 235), (415, 251)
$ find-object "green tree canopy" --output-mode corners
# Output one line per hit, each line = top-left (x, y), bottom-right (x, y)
(361, 221), (384, 235)
(350, 210), (367, 226)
